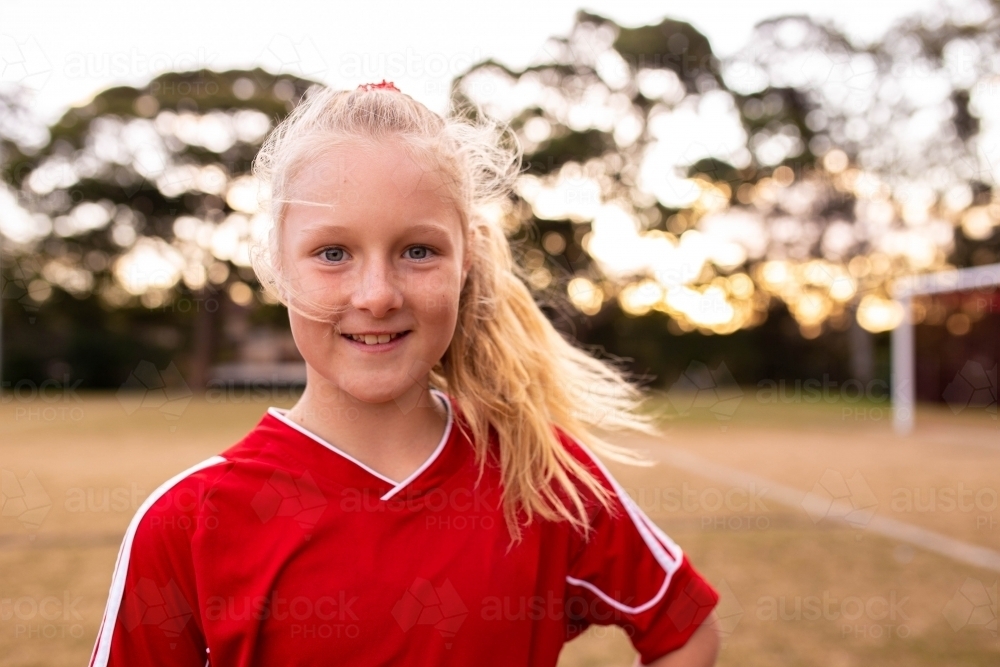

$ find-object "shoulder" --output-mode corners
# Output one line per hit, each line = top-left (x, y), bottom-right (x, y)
(551, 426), (720, 662)
(550, 424), (620, 501)
(136, 418), (280, 538)
(551, 424), (684, 564)
(128, 456), (232, 549)
(150, 455), (233, 507)
(90, 457), (229, 667)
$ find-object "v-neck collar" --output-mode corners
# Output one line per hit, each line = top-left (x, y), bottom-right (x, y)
(262, 388), (458, 501)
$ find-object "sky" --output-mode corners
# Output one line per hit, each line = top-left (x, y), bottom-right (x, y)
(2, 0), (951, 124)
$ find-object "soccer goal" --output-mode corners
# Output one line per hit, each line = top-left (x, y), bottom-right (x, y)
(892, 262), (1000, 434)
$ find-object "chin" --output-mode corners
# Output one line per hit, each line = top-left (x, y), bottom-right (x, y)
(315, 369), (415, 405)
(343, 385), (403, 405)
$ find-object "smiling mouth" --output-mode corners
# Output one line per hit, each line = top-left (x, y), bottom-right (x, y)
(340, 331), (411, 345)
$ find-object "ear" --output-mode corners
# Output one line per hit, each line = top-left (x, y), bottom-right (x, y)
(461, 225), (475, 286)
(461, 248), (472, 286)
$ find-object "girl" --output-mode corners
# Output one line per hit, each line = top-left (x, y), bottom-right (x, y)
(89, 80), (720, 666)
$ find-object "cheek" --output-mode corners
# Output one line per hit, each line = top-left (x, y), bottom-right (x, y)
(282, 265), (351, 321)
(287, 265), (337, 300)
(287, 310), (336, 358)
(414, 272), (462, 319)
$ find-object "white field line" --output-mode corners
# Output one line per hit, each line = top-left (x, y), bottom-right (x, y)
(652, 445), (1000, 574)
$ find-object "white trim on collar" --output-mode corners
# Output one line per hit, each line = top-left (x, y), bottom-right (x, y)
(266, 388), (454, 501)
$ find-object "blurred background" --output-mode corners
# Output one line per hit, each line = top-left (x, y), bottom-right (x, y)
(0, 1), (997, 665)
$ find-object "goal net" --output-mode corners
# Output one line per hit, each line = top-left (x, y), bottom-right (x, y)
(892, 263), (1000, 434)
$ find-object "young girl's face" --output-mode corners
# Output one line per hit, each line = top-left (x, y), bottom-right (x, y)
(279, 138), (469, 405)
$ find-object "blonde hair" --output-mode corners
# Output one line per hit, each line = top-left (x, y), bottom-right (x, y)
(251, 83), (665, 545)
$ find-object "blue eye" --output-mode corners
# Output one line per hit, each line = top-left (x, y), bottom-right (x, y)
(321, 247), (347, 263)
(318, 246), (434, 263)
(406, 246), (435, 260)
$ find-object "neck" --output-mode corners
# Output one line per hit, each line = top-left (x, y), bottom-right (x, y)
(285, 371), (448, 482)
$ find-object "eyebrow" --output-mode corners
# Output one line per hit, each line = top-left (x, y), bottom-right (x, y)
(295, 222), (455, 245)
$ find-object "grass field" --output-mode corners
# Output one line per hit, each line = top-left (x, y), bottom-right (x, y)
(1, 390), (998, 666)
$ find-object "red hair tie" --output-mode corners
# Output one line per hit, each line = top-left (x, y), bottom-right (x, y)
(357, 80), (401, 93)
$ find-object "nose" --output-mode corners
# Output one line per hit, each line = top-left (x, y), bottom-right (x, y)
(351, 257), (403, 318)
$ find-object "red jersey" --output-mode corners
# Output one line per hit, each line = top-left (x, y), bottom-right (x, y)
(89, 389), (718, 666)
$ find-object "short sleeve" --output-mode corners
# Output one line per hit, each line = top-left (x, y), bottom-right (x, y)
(559, 432), (719, 665)
(89, 457), (226, 667)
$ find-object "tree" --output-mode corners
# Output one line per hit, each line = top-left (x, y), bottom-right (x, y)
(0, 83), (50, 383)
(451, 6), (999, 348)
(5, 6), (999, 390)
(5, 69), (316, 387)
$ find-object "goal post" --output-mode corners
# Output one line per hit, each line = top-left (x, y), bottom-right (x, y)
(892, 262), (1000, 435)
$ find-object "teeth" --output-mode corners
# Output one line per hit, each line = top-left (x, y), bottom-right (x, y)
(347, 332), (403, 345)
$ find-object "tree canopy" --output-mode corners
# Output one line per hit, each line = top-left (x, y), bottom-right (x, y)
(1, 5), (998, 387)
(452, 6), (999, 339)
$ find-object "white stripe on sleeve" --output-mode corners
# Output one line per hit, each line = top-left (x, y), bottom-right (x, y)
(89, 456), (227, 667)
(564, 437), (684, 615)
